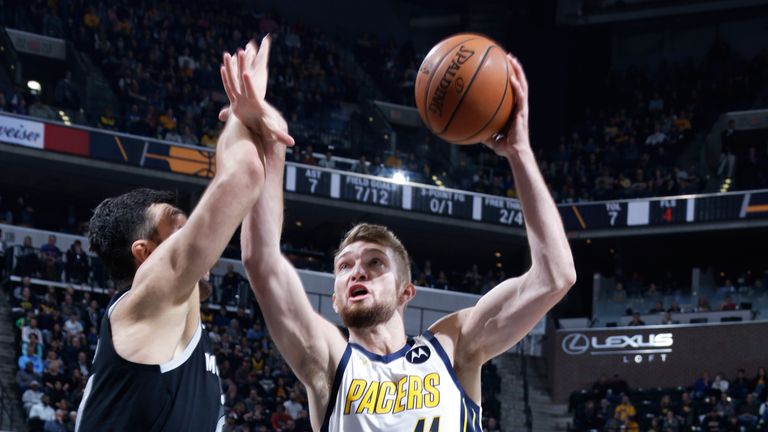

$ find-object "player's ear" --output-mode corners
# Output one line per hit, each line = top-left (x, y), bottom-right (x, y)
(331, 293), (338, 313)
(131, 239), (154, 266)
(399, 282), (416, 305)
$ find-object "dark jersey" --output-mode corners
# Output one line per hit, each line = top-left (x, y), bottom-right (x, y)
(76, 290), (224, 431)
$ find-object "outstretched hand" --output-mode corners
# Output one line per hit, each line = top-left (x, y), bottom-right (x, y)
(483, 54), (530, 158)
(219, 36), (294, 147)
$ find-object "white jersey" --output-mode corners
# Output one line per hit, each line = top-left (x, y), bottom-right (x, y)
(321, 332), (482, 432)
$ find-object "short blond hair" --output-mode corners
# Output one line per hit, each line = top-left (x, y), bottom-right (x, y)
(335, 223), (411, 286)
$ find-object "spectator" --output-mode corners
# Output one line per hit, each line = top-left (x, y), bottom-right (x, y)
(648, 301), (665, 314)
(301, 145), (317, 166)
(219, 264), (243, 305)
(661, 312), (678, 325)
(180, 125), (199, 145)
(695, 297), (711, 312)
(318, 152), (335, 169)
(39, 235), (63, 281)
(627, 312), (645, 326)
(593, 374), (610, 399)
(720, 295), (737, 311)
(19, 344), (45, 375)
(22, 380), (44, 413)
(22, 318), (44, 345)
(283, 390), (303, 419)
(604, 411), (624, 432)
(54, 72), (80, 110)
(384, 149), (403, 169)
(29, 395), (55, 423)
(661, 410), (683, 432)
(98, 107), (117, 130)
(614, 394), (636, 422)
(645, 124), (667, 146)
(730, 368), (751, 399)
(270, 404), (292, 430)
(353, 155), (369, 174)
(65, 240), (89, 284)
(754, 367), (766, 399)
(738, 393), (760, 427)
(15, 236), (40, 277)
(712, 372), (729, 395)
(12, 285), (39, 317)
(43, 409), (68, 432)
(63, 314), (83, 339)
(485, 417), (502, 432)
(693, 371), (711, 399)
(17, 361), (41, 392)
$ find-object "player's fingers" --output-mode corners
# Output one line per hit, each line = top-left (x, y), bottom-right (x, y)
(218, 106), (230, 122)
(510, 78), (524, 116)
(274, 129), (295, 147)
(244, 40), (257, 74)
(246, 40), (258, 66)
(220, 66), (235, 102)
(242, 72), (263, 108)
(224, 53), (240, 96)
(237, 49), (247, 93)
(508, 54), (528, 95)
(255, 34), (272, 71)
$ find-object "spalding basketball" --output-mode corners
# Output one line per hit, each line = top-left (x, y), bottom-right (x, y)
(415, 33), (514, 145)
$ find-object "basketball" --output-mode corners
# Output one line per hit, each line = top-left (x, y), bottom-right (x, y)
(415, 33), (515, 145)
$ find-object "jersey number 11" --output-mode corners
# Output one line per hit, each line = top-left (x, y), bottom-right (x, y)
(414, 417), (440, 432)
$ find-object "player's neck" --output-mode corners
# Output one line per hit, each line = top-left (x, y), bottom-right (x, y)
(348, 318), (407, 356)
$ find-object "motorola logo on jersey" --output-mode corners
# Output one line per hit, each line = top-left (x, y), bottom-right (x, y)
(406, 346), (432, 364)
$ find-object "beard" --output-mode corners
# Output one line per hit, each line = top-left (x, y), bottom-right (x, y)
(339, 299), (397, 329)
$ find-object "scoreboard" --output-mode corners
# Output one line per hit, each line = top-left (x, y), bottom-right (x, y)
(285, 163), (768, 232)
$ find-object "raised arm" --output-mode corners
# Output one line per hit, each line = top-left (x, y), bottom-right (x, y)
(432, 55), (576, 371)
(127, 40), (291, 313)
(223, 39), (346, 391)
(128, 106), (263, 312)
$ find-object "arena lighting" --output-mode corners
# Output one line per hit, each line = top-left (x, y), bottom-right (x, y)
(391, 171), (408, 184)
(27, 80), (42, 94)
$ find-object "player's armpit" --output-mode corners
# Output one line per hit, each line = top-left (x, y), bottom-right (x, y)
(438, 270), (571, 368)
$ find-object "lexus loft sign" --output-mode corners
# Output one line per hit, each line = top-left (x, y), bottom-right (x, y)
(561, 332), (673, 364)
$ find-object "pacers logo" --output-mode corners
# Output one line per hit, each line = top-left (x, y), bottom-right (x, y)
(406, 346), (431, 364)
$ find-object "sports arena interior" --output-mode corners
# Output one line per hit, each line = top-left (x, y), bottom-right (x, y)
(1, 0), (767, 430)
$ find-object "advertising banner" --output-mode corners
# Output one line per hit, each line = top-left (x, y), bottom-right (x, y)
(546, 322), (768, 402)
(0, 114), (45, 149)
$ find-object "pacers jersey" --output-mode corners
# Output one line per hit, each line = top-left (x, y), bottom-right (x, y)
(76, 290), (225, 431)
(321, 331), (482, 432)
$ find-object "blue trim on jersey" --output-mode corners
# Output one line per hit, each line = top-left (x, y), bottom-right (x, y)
(423, 331), (482, 413)
(320, 345), (352, 432)
(347, 339), (412, 363)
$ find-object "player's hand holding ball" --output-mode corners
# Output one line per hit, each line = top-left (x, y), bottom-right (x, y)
(415, 33), (529, 158)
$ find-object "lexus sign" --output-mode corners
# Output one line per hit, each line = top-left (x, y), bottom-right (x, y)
(562, 332), (673, 363)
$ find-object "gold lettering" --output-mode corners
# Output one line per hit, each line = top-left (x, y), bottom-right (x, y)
(356, 381), (379, 414)
(394, 376), (408, 413)
(376, 381), (396, 414)
(407, 375), (424, 410)
(424, 373), (440, 408)
(344, 379), (367, 414)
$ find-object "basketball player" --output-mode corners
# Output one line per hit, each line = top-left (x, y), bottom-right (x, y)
(75, 38), (292, 431)
(232, 52), (575, 430)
